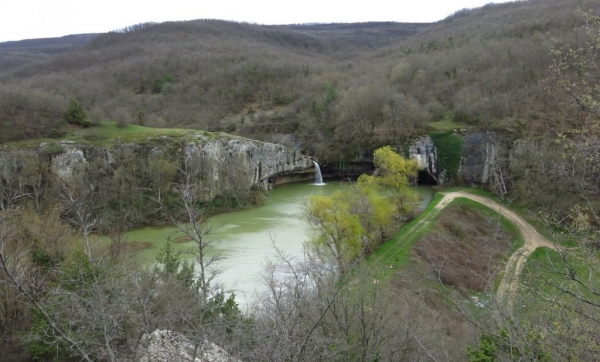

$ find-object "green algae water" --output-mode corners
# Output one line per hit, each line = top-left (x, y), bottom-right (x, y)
(126, 181), (434, 304)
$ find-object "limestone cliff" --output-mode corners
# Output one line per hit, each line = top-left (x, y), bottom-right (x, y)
(0, 132), (313, 202)
(408, 135), (438, 183)
(459, 131), (511, 186)
(407, 131), (514, 192)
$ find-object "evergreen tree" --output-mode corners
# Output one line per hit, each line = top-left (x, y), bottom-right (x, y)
(64, 99), (91, 127)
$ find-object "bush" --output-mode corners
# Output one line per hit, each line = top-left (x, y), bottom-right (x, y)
(48, 128), (67, 138)
(152, 75), (173, 93)
(430, 131), (464, 179)
(44, 142), (65, 156)
(64, 99), (91, 127)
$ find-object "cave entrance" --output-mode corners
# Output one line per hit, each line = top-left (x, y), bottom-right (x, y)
(417, 170), (438, 185)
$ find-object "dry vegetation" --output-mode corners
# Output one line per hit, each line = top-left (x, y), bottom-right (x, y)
(413, 203), (514, 294)
(2, 0), (599, 162)
(374, 202), (520, 360)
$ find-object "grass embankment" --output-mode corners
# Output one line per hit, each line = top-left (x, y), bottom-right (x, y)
(369, 192), (444, 270)
(0, 122), (231, 150)
(371, 189), (524, 278)
(371, 186), (600, 310)
(522, 247), (563, 276)
(521, 244), (597, 298)
(73, 122), (197, 141)
(441, 187), (576, 247)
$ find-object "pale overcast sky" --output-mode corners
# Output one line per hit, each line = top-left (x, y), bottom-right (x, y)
(0, 0), (519, 43)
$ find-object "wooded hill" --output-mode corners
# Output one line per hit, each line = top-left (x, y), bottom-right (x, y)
(0, 0), (598, 161)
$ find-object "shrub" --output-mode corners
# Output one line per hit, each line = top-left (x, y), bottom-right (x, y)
(44, 142), (65, 156)
(430, 131), (463, 179)
(64, 99), (91, 127)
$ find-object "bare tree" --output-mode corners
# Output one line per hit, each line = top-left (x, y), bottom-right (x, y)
(159, 149), (222, 301)
(231, 237), (454, 362)
(0, 176), (30, 212)
(59, 180), (104, 263)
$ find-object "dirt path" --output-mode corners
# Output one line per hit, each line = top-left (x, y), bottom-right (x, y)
(432, 192), (560, 303)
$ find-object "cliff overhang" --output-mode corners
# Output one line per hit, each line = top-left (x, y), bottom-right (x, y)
(0, 131), (314, 203)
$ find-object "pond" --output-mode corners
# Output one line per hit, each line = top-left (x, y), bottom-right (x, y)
(126, 180), (434, 305)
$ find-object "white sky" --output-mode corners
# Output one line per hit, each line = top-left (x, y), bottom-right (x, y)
(0, 0), (519, 43)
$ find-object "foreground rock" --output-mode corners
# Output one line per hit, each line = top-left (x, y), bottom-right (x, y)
(137, 330), (240, 362)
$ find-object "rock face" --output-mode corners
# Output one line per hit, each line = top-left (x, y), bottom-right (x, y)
(181, 137), (313, 198)
(460, 131), (510, 186)
(0, 133), (313, 202)
(408, 135), (438, 183)
(407, 131), (513, 189)
(137, 330), (240, 362)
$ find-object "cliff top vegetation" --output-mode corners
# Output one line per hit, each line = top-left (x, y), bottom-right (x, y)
(0, 122), (245, 150)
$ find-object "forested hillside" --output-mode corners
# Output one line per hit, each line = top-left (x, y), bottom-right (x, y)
(0, 34), (97, 73)
(2, 0), (598, 160)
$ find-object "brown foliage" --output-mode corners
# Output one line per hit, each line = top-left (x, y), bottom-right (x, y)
(2, 0), (599, 163)
(413, 204), (513, 294)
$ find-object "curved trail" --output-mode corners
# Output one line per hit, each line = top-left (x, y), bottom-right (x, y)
(431, 192), (560, 303)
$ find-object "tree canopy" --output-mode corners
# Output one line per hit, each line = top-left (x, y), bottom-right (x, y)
(358, 146), (420, 216)
(305, 146), (417, 274)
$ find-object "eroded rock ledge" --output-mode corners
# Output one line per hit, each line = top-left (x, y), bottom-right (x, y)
(0, 133), (314, 202)
(137, 330), (240, 362)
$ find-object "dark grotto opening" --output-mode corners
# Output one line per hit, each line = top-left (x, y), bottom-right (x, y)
(417, 170), (438, 185)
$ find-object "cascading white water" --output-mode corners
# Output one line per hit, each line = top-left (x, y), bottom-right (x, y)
(312, 161), (325, 185)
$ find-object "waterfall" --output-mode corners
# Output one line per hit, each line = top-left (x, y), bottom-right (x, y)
(312, 161), (325, 185)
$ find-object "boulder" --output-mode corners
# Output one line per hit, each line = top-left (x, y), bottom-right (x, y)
(137, 330), (240, 362)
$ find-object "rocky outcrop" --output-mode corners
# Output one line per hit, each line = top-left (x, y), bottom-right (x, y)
(407, 131), (512, 189)
(181, 137), (312, 198)
(408, 135), (438, 183)
(136, 330), (240, 362)
(50, 145), (88, 182)
(460, 131), (510, 186)
(0, 132), (313, 202)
